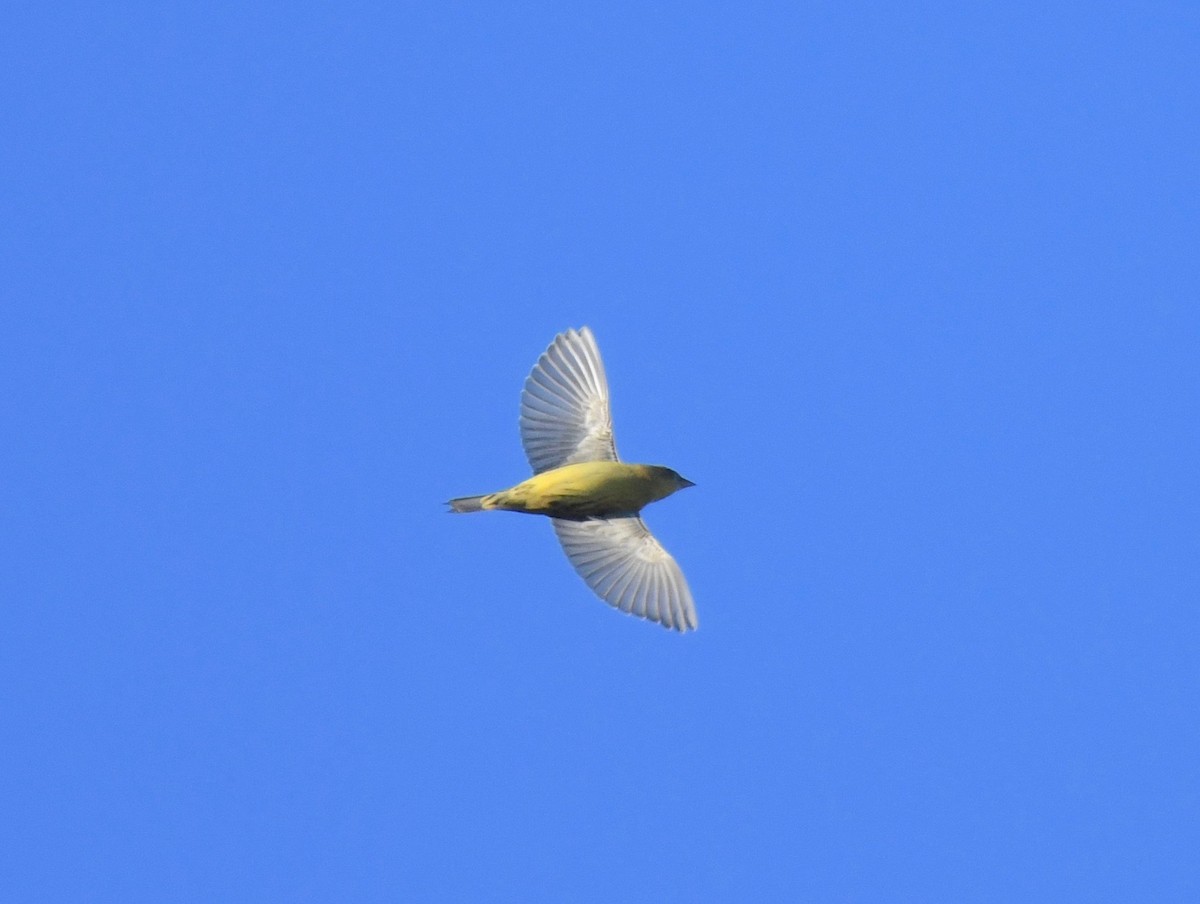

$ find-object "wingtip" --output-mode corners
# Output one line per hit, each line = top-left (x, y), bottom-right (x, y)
(650, 610), (700, 633)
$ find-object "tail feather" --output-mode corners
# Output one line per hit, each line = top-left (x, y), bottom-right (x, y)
(447, 494), (488, 513)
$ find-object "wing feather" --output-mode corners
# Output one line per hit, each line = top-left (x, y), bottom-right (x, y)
(519, 327), (619, 473)
(551, 516), (698, 632)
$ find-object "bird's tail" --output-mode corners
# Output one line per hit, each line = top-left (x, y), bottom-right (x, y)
(447, 494), (490, 513)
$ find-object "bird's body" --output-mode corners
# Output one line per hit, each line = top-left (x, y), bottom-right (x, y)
(449, 461), (690, 520)
(448, 327), (698, 631)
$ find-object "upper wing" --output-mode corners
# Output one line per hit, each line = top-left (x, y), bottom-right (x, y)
(520, 327), (619, 474)
(552, 515), (698, 632)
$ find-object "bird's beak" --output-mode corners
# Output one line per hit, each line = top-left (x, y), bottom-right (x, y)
(680, 477), (696, 489)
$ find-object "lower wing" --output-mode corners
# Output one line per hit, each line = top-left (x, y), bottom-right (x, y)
(551, 516), (698, 632)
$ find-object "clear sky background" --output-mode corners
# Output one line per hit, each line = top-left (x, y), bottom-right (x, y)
(4, 3), (1198, 902)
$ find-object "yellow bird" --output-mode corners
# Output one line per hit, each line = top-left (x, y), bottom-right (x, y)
(449, 327), (698, 631)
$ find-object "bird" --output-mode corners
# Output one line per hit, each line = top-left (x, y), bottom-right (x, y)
(448, 327), (698, 631)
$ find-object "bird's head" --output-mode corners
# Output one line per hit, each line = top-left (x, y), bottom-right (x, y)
(646, 465), (696, 499)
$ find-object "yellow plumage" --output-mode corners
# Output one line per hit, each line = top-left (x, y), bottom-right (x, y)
(455, 461), (691, 520)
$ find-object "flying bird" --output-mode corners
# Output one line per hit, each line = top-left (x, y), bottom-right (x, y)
(448, 327), (698, 631)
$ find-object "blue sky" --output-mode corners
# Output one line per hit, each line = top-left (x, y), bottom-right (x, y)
(4, 3), (1198, 901)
